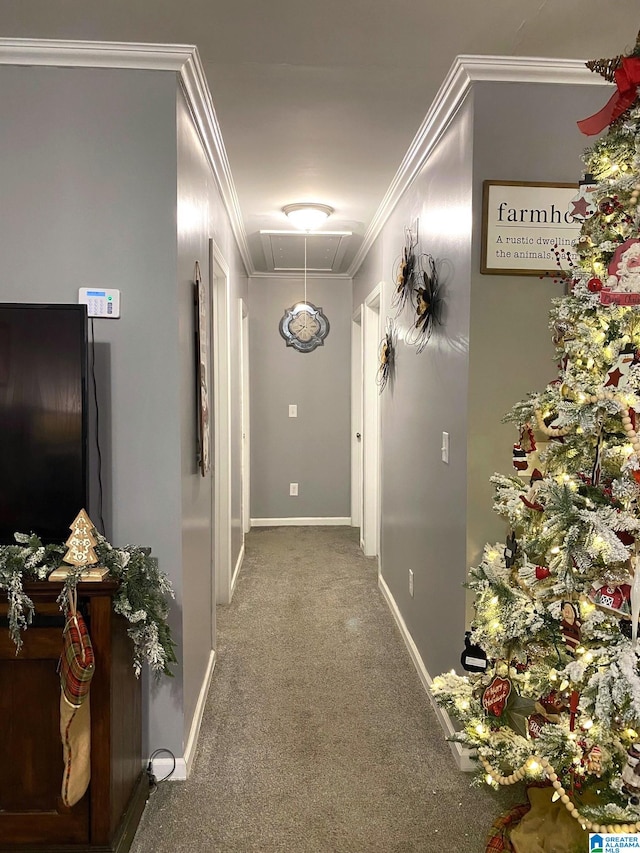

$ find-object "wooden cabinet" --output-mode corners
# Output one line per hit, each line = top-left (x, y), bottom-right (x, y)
(0, 582), (148, 852)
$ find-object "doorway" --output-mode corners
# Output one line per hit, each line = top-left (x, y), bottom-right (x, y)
(239, 298), (250, 536)
(360, 283), (383, 560)
(351, 308), (363, 543)
(210, 239), (233, 605)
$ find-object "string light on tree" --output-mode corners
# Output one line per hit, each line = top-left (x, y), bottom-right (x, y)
(432, 30), (640, 847)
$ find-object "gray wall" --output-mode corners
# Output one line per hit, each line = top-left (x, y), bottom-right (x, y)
(249, 276), (352, 520)
(467, 81), (610, 585)
(354, 97), (474, 679)
(354, 77), (611, 680)
(0, 63), (248, 763)
(176, 89), (248, 744)
(0, 64), (183, 753)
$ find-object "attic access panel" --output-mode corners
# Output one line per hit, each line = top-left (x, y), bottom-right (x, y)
(260, 231), (351, 273)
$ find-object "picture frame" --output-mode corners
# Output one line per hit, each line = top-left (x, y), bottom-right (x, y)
(194, 262), (210, 476)
(481, 180), (580, 276)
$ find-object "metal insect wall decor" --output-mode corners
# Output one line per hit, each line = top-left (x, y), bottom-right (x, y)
(391, 226), (418, 317)
(405, 253), (442, 353)
(376, 317), (397, 393)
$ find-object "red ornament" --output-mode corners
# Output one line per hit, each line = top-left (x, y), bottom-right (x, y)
(587, 277), (603, 292)
(535, 565), (551, 580)
(482, 676), (512, 717)
(538, 690), (568, 717)
(528, 713), (549, 739)
(569, 690), (580, 732)
(589, 583), (632, 616)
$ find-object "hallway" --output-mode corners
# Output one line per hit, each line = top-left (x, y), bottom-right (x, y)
(131, 527), (514, 852)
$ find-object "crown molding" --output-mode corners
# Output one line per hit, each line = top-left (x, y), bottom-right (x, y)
(177, 49), (253, 274)
(0, 38), (253, 276)
(347, 55), (613, 278)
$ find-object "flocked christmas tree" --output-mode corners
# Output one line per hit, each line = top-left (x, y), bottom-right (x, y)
(432, 33), (640, 837)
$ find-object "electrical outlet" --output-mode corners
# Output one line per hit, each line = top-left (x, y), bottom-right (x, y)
(441, 431), (449, 464)
(409, 569), (414, 597)
(289, 404), (297, 418)
(290, 482), (298, 496)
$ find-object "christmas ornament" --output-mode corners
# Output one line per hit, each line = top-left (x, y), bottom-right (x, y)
(512, 444), (528, 471)
(520, 470), (544, 512)
(552, 320), (573, 347)
(482, 675), (512, 717)
(504, 532), (518, 568)
(537, 691), (568, 720)
(460, 631), (488, 673)
(598, 196), (617, 216)
(560, 601), (582, 654)
(569, 689), (580, 732)
(585, 745), (603, 777)
(587, 277), (603, 292)
(48, 509), (109, 582)
(601, 238), (640, 305)
(527, 712), (549, 739)
(589, 582), (632, 617)
(512, 425), (539, 476)
(569, 176), (598, 220)
(622, 743), (640, 805)
(604, 344), (636, 387)
(535, 565), (551, 581)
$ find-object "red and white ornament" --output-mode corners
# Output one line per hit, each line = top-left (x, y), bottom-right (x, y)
(482, 675), (512, 717)
(601, 238), (640, 305)
(589, 583), (632, 617)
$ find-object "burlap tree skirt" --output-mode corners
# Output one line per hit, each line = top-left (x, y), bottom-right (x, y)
(486, 786), (588, 853)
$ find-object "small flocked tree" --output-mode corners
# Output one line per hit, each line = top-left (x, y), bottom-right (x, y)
(433, 33), (640, 838)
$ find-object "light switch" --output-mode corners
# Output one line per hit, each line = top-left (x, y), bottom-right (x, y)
(441, 431), (449, 464)
(289, 404), (297, 418)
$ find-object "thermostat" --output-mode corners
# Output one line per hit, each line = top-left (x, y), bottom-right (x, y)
(78, 287), (121, 318)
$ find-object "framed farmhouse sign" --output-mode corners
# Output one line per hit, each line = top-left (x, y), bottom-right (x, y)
(481, 180), (581, 276)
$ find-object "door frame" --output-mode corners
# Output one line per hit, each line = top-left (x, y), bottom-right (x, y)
(240, 297), (251, 535)
(351, 307), (363, 537)
(211, 239), (233, 605)
(361, 283), (383, 559)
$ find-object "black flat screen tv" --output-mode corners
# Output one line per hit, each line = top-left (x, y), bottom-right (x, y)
(0, 303), (88, 545)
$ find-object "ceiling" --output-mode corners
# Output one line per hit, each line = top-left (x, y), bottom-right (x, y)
(0, 1), (637, 275)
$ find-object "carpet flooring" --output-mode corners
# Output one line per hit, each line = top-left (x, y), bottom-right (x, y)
(130, 526), (522, 852)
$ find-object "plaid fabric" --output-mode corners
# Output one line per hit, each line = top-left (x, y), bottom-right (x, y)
(485, 802), (531, 852)
(60, 610), (95, 708)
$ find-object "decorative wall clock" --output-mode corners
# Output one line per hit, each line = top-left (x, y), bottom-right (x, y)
(279, 301), (330, 353)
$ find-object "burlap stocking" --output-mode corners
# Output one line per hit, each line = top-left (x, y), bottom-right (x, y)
(59, 589), (95, 808)
(60, 692), (91, 807)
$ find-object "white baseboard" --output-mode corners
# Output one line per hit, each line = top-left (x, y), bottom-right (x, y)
(250, 516), (352, 527)
(378, 573), (475, 772)
(151, 649), (216, 781)
(231, 542), (244, 597)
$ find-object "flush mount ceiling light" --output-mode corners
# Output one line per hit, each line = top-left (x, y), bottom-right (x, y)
(282, 202), (334, 231)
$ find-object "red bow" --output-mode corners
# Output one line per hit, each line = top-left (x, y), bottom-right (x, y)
(578, 57), (640, 136)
